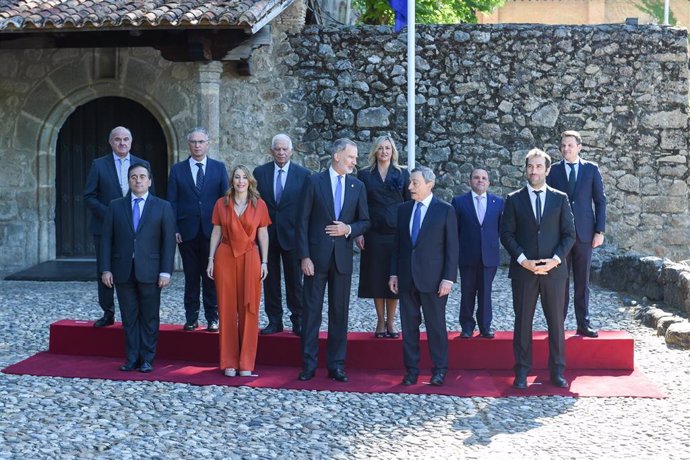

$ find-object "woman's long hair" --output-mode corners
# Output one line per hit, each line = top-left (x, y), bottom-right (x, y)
(224, 164), (261, 207)
(366, 135), (403, 171)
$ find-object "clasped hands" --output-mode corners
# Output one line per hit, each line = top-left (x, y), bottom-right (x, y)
(521, 258), (559, 275)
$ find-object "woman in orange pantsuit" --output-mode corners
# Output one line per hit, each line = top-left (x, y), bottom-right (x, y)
(207, 165), (270, 377)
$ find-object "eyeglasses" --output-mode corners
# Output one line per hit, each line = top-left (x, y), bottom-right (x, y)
(188, 140), (208, 145)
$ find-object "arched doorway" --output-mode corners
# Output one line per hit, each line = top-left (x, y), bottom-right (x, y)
(55, 96), (168, 258)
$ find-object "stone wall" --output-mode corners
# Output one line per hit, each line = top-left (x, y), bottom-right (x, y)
(282, 24), (690, 260)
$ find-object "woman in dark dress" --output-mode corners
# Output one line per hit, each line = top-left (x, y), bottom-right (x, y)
(355, 136), (410, 338)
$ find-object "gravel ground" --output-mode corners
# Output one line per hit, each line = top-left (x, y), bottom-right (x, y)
(1, 256), (689, 459)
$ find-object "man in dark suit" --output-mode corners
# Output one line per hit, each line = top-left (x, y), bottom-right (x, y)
(84, 126), (151, 328)
(167, 127), (229, 332)
(100, 164), (176, 373)
(254, 134), (311, 336)
(296, 138), (370, 382)
(389, 166), (459, 387)
(500, 149), (576, 389)
(451, 168), (503, 339)
(546, 130), (607, 338)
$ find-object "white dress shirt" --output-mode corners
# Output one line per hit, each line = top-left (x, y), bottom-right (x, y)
(131, 192), (170, 278)
(188, 156), (207, 187)
(408, 193), (434, 236)
(517, 184), (561, 265)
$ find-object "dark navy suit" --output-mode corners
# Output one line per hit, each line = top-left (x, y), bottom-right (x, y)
(99, 194), (176, 365)
(296, 170), (370, 372)
(500, 186), (575, 377)
(451, 192), (503, 335)
(547, 159), (606, 329)
(84, 153), (151, 317)
(167, 157), (229, 325)
(254, 161), (311, 329)
(391, 196), (459, 377)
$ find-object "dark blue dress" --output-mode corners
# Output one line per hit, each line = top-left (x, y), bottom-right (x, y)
(356, 166), (411, 299)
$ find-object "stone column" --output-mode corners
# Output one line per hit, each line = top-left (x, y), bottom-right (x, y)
(198, 61), (223, 156)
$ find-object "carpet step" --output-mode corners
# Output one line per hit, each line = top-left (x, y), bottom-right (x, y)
(49, 319), (634, 370)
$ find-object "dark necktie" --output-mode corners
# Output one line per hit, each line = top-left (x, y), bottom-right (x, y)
(275, 169), (284, 204)
(133, 197), (143, 231)
(534, 190), (542, 226)
(334, 175), (343, 219)
(196, 162), (204, 192)
(411, 202), (422, 245)
(567, 162), (577, 198)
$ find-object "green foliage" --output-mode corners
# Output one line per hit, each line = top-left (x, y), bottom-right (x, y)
(636, 0), (677, 26)
(354, 0), (505, 26)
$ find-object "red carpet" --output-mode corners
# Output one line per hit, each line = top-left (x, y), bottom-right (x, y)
(1, 320), (665, 398)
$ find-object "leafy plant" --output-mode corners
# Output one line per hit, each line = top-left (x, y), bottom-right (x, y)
(354, 0), (505, 25)
(636, 0), (677, 25)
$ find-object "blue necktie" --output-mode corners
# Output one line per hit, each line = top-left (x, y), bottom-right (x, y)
(334, 175), (342, 219)
(275, 169), (284, 204)
(411, 202), (422, 245)
(133, 197), (143, 231)
(195, 163), (204, 192)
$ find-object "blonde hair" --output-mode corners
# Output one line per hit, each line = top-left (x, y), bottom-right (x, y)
(366, 135), (402, 171)
(224, 165), (261, 207)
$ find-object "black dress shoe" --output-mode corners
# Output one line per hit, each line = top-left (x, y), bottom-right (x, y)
(292, 322), (302, 336)
(430, 372), (446, 386)
(298, 369), (315, 381)
(327, 369), (349, 382)
(207, 321), (219, 332)
(513, 373), (528, 389)
(139, 362), (153, 373)
(576, 327), (599, 338)
(401, 373), (418, 386)
(94, 315), (114, 328)
(480, 330), (495, 338)
(550, 374), (569, 388)
(183, 321), (198, 331)
(120, 361), (137, 372)
(260, 323), (284, 335)
(459, 331), (472, 339)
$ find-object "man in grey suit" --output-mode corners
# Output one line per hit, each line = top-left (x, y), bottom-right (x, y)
(84, 126), (151, 328)
(296, 138), (370, 383)
(389, 166), (458, 387)
(500, 149), (575, 389)
(100, 164), (176, 373)
(254, 134), (311, 336)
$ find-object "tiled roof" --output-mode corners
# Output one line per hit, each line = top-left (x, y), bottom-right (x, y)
(0, 0), (293, 31)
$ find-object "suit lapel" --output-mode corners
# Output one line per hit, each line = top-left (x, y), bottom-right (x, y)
(518, 188), (539, 227)
(416, 197), (438, 245)
(108, 156), (122, 192)
(317, 171), (336, 220)
(464, 193), (480, 226)
(186, 158), (201, 197)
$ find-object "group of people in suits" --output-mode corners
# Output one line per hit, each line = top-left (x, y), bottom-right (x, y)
(85, 125), (606, 388)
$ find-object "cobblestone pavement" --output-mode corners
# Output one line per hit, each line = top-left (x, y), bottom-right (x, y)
(1, 256), (689, 459)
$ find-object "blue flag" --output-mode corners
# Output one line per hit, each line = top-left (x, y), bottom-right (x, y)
(388, 0), (407, 32)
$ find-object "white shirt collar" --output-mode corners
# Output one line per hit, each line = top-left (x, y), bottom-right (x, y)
(416, 193), (433, 207)
(471, 191), (486, 200)
(189, 156), (207, 167)
(275, 161), (291, 172)
(527, 184), (547, 194)
(131, 192), (149, 203)
(113, 152), (130, 162)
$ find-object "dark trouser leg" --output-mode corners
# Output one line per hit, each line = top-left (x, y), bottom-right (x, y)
(420, 291), (449, 374)
(262, 241), (284, 326)
(179, 234), (201, 324)
(282, 247), (303, 327)
(197, 234), (218, 324)
(511, 275), (539, 376)
(477, 266), (498, 334)
(301, 270), (327, 372)
(326, 263), (351, 371)
(116, 273), (139, 365)
(399, 286), (422, 376)
(459, 266), (478, 334)
(94, 234), (115, 317)
(540, 277), (567, 375)
(569, 238), (593, 330)
(137, 281), (162, 364)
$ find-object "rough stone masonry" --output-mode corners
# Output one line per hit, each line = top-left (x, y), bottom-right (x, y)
(282, 23), (690, 260)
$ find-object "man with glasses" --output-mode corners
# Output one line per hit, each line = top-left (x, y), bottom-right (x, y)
(167, 128), (229, 332)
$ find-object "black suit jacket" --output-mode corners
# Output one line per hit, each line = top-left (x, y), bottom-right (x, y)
(167, 157), (229, 241)
(500, 186), (576, 280)
(391, 197), (459, 293)
(254, 161), (311, 251)
(84, 154), (151, 236)
(99, 195), (176, 284)
(296, 170), (370, 274)
(546, 159), (606, 242)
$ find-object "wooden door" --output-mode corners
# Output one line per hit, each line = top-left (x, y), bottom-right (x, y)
(55, 96), (168, 258)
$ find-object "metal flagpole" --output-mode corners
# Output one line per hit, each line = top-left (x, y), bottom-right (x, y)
(407, 0), (416, 169)
(664, 0), (670, 25)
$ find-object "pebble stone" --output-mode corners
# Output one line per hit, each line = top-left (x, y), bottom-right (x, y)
(1, 256), (689, 459)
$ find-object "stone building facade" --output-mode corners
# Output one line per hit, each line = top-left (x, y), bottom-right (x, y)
(0, 21), (688, 271)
